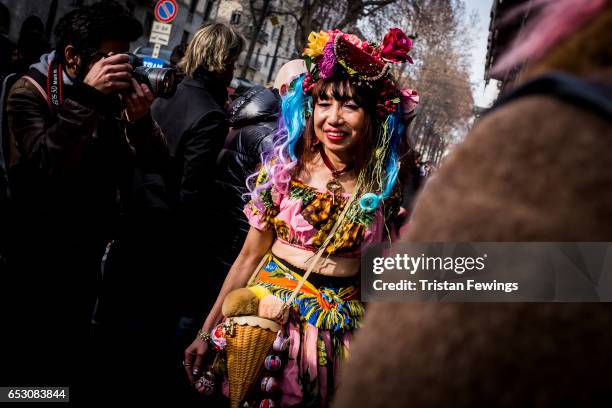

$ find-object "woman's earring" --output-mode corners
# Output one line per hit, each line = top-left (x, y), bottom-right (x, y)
(310, 136), (320, 152)
(304, 104), (313, 118)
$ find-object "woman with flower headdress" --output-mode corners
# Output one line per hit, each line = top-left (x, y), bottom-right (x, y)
(184, 27), (417, 407)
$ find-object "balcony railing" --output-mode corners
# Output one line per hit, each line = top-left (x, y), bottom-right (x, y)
(237, 55), (262, 71)
(244, 28), (269, 44)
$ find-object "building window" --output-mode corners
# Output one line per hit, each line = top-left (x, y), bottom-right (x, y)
(181, 30), (190, 45)
(230, 11), (241, 25)
(189, 0), (199, 13)
(203, 0), (215, 21)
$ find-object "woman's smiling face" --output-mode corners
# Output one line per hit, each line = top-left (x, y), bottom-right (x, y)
(313, 82), (366, 155)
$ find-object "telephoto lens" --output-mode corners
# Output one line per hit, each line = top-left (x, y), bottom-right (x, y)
(126, 53), (178, 98)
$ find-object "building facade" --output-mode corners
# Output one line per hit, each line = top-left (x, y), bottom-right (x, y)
(1, 0), (300, 85)
(1, 0), (217, 50)
(485, 0), (532, 94)
(216, 0), (298, 84)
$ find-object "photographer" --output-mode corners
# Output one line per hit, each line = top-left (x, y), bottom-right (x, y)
(0, 1), (167, 396)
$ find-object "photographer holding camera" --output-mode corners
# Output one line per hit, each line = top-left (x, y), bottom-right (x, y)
(0, 1), (168, 395)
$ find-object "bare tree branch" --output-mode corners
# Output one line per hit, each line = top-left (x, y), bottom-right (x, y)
(272, 9), (300, 26)
(363, 0), (396, 6)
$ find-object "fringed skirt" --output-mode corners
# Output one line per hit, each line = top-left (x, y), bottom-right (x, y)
(246, 252), (363, 407)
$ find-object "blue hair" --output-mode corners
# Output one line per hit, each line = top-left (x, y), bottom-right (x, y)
(382, 109), (405, 199)
(281, 75), (307, 161)
(246, 75), (310, 207)
(248, 73), (405, 215)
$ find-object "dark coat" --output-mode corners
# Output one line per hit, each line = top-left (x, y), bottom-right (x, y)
(1, 60), (168, 389)
(211, 86), (280, 274)
(5, 66), (167, 264)
(151, 69), (230, 317)
(152, 69), (229, 215)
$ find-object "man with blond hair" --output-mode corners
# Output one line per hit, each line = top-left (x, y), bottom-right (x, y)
(150, 25), (244, 391)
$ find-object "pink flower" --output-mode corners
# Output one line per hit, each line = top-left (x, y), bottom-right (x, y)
(400, 88), (419, 114)
(381, 28), (413, 64)
(318, 40), (337, 79)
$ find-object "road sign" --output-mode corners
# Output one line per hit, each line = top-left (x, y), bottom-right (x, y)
(154, 0), (178, 23)
(149, 21), (172, 46)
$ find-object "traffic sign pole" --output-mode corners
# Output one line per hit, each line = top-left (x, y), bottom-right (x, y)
(149, 0), (179, 61)
(152, 43), (162, 59)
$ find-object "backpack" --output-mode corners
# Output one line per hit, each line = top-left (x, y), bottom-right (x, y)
(0, 72), (20, 202)
(0, 72), (20, 263)
(0, 66), (56, 205)
(0, 69), (49, 266)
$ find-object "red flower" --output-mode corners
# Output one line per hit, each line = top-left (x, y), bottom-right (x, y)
(302, 73), (316, 94)
(381, 28), (413, 64)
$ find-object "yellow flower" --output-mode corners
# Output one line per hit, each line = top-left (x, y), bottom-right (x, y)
(303, 31), (329, 58)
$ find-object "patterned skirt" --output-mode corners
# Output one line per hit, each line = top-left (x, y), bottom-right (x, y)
(246, 252), (363, 407)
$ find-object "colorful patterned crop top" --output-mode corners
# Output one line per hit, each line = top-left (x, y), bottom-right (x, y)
(243, 166), (400, 257)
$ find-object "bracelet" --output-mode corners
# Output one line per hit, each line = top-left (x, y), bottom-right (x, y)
(198, 329), (211, 344)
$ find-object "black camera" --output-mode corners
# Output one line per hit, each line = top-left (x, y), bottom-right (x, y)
(126, 53), (177, 98)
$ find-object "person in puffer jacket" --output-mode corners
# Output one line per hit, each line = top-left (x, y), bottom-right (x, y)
(212, 85), (279, 278)
(210, 60), (307, 288)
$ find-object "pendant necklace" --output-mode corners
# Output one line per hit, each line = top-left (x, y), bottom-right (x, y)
(319, 145), (353, 204)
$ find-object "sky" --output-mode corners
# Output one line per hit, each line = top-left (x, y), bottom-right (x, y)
(467, 0), (500, 107)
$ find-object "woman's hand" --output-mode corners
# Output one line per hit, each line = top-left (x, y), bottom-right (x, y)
(182, 228), (274, 383)
(184, 336), (209, 383)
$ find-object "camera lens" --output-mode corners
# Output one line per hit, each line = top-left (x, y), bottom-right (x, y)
(133, 66), (177, 98)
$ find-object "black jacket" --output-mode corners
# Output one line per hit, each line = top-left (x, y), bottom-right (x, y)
(151, 69), (230, 316)
(6, 59), (167, 253)
(152, 69), (229, 219)
(1, 54), (168, 388)
(212, 86), (280, 272)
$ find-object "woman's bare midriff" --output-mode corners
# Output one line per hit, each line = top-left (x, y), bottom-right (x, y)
(271, 240), (360, 277)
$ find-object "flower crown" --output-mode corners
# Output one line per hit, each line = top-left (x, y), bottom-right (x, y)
(302, 28), (418, 118)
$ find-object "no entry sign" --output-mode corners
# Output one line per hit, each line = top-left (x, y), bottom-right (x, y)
(154, 0), (178, 23)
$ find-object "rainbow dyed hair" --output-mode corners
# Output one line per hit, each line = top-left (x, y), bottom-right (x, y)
(247, 27), (415, 237)
(247, 73), (406, 220)
(246, 75), (306, 209)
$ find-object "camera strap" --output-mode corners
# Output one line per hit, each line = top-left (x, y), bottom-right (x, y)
(47, 59), (63, 110)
